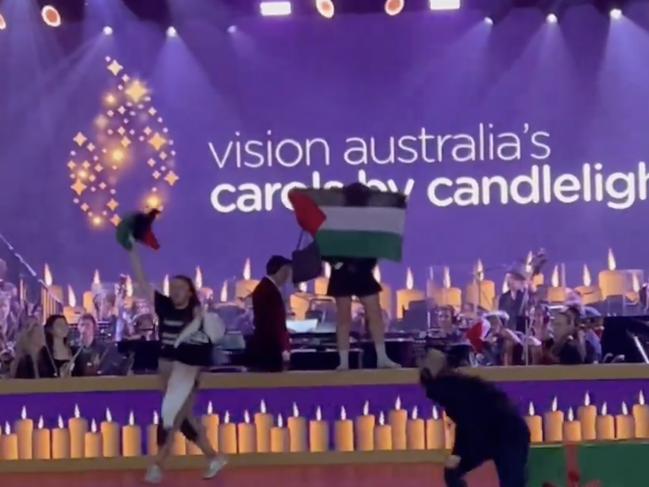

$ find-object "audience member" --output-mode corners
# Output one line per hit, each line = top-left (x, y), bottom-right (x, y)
(75, 314), (126, 376)
(10, 316), (47, 378)
(42, 314), (77, 377)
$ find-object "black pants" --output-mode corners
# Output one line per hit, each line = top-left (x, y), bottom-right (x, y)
(444, 434), (529, 487)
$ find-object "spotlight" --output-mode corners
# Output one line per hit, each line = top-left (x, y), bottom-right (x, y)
(103, 26), (113, 36)
(227, 25), (237, 34)
(610, 8), (622, 20)
(166, 26), (177, 38)
(384, 0), (404, 16)
(429, 0), (461, 11)
(0, 13), (6, 31)
(41, 5), (62, 27)
(546, 13), (558, 24)
(316, 0), (334, 18)
(484, 16), (493, 25)
(259, 1), (292, 17)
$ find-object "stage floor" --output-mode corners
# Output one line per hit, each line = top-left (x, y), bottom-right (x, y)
(0, 463), (499, 487)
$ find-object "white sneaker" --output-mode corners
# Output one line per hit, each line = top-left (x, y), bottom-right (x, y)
(203, 456), (228, 480)
(377, 358), (401, 369)
(336, 363), (350, 371)
(144, 464), (163, 484)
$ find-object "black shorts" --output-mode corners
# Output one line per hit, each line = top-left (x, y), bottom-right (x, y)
(327, 260), (382, 298)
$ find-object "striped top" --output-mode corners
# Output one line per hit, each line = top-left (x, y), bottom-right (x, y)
(154, 291), (194, 359)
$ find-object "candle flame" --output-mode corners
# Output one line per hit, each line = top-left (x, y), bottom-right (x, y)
(551, 397), (558, 412)
(476, 259), (485, 281)
(153, 411), (159, 425)
(432, 405), (439, 420)
(38, 416), (44, 429)
(443, 266), (451, 289)
(395, 396), (402, 410)
(633, 273), (641, 293)
(568, 407), (575, 422)
(68, 286), (77, 307)
(411, 406), (418, 420)
(4, 422), (10, 435)
(260, 399), (267, 414)
(243, 258), (252, 280)
(525, 251), (533, 274)
(583, 264), (592, 287)
(584, 392), (591, 407)
(551, 265), (559, 288)
(640, 391), (646, 405)
(316, 406), (322, 421)
(125, 275), (133, 297)
(528, 402), (535, 416)
(379, 411), (385, 426)
(622, 402), (629, 415)
(608, 248), (616, 271)
(207, 401), (214, 415)
(195, 266), (203, 290)
(163, 274), (170, 296)
(406, 267), (414, 290)
(58, 415), (64, 429)
(129, 411), (135, 426)
(21, 406), (27, 420)
(363, 400), (369, 416)
(340, 406), (347, 421)
(298, 281), (307, 292)
(277, 414), (284, 428)
(502, 276), (509, 294)
(74, 404), (81, 419)
(105, 408), (112, 422)
(601, 402), (608, 416)
(373, 265), (382, 282)
(93, 269), (101, 286)
(44, 264), (53, 287)
(244, 410), (250, 424)
(292, 403), (299, 418)
(220, 281), (228, 302)
(91, 419), (97, 433)
(224, 411), (230, 424)
(324, 262), (331, 279)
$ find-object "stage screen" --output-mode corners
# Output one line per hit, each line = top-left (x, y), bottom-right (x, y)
(2, 2), (649, 291)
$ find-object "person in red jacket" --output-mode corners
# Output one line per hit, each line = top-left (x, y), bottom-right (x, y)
(247, 255), (292, 372)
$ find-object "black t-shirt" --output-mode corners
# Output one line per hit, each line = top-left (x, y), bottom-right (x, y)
(154, 291), (194, 359)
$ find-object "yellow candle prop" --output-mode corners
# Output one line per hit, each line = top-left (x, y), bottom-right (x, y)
(202, 401), (220, 452)
(100, 408), (120, 457)
(576, 265), (602, 305)
(194, 266), (214, 301)
(596, 403), (614, 440)
(237, 410), (256, 454)
(171, 430), (187, 456)
(355, 401), (375, 452)
(616, 402), (634, 440)
(435, 267), (462, 309)
(83, 270), (102, 313)
(314, 263), (330, 296)
(63, 286), (83, 324)
(43, 264), (64, 319)
(578, 392), (597, 441)
(464, 260), (496, 310)
(255, 400), (273, 453)
(290, 285), (310, 320)
(444, 413), (455, 450)
(599, 248), (628, 298)
(563, 408), (582, 443)
(69, 404), (88, 459)
(633, 391), (649, 438)
(122, 411), (142, 457)
(406, 406), (425, 450)
(544, 397), (564, 443)
(426, 406), (445, 450)
(396, 268), (425, 319)
(270, 415), (289, 453)
(84, 419), (102, 458)
(334, 406), (354, 452)
(218, 412), (237, 454)
(547, 265), (567, 304)
(15, 406), (33, 460)
(235, 258), (259, 300)
(288, 403), (307, 453)
(187, 435), (202, 456)
(146, 411), (159, 456)
(2, 422), (18, 460)
(373, 266), (393, 318)
(32, 416), (51, 460)
(525, 402), (543, 444)
(388, 396), (408, 450)
(52, 415), (70, 459)
(374, 412), (393, 451)
(309, 406), (328, 453)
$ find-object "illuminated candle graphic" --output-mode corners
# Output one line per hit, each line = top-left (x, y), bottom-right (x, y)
(525, 402), (543, 444)
(218, 411), (237, 454)
(171, 429), (187, 456)
(527, 251), (545, 286)
(219, 281), (228, 303)
(32, 416), (51, 460)
(576, 264), (602, 305)
(146, 411), (159, 456)
(255, 399), (273, 453)
(314, 262), (330, 296)
(426, 406), (445, 450)
(374, 412), (393, 451)
(2, 422), (18, 460)
(52, 415), (70, 459)
(406, 406), (425, 450)
(15, 406), (33, 460)
(43, 264), (64, 319)
(435, 267), (461, 308)
(100, 408), (120, 457)
(235, 258), (259, 299)
(84, 419), (102, 458)
(83, 270), (101, 312)
(374, 266), (393, 317)
(578, 392), (597, 441)
(162, 274), (170, 296)
(122, 411), (142, 457)
(633, 391), (649, 438)
(396, 268), (424, 319)
(290, 283), (310, 320)
(596, 403), (614, 440)
(309, 406), (328, 453)
(270, 415), (289, 453)
(465, 259), (496, 310)
(237, 410), (256, 454)
(288, 403), (307, 453)
(388, 396), (407, 450)
(547, 265), (567, 303)
(616, 402), (634, 440)
(563, 408), (582, 443)
(63, 286), (83, 324)
(544, 397), (564, 443)
(195, 266), (214, 300)
(69, 404), (88, 459)
(355, 401), (375, 452)
(203, 401), (220, 451)
(599, 248), (628, 298)
(334, 406), (354, 452)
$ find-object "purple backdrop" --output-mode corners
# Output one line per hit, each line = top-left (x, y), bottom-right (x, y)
(2, 2), (649, 291)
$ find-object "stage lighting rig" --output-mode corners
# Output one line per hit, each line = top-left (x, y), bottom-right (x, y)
(316, 0), (335, 18)
(384, 0), (405, 16)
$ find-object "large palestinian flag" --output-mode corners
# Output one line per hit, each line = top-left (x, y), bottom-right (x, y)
(288, 187), (407, 262)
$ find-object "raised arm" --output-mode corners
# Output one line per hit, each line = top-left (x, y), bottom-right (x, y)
(128, 246), (154, 305)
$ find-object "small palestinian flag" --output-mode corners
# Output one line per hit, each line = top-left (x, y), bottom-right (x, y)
(116, 209), (161, 251)
(288, 185), (407, 262)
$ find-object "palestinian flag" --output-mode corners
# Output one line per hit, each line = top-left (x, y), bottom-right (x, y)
(288, 186), (407, 262)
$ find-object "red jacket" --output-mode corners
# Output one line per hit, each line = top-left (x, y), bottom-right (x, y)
(250, 277), (290, 355)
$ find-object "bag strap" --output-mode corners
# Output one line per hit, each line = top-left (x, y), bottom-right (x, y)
(295, 231), (305, 250)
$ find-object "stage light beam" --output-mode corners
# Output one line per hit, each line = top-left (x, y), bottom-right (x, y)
(316, 0), (334, 18)
(103, 26), (113, 36)
(610, 8), (622, 20)
(385, 0), (405, 16)
(429, 0), (461, 11)
(0, 13), (6, 31)
(546, 13), (558, 24)
(41, 5), (62, 27)
(260, 1), (292, 17)
(166, 26), (177, 38)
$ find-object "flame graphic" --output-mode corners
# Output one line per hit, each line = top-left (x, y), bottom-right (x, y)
(244, 410), (251, 423)
(195, 266), (203, 290)
(567, 407), (575, 422)
(316, 406), (322, 421)
(224, 411), (230, 424)
(74, 404), (81, 419)
(551, 265), (560, 288)
(105, 408), (112, 422)
(584, 392), (591, 407)
(292, 403), (299, 418)
(44, 264), (53, 287)
(405, 268), (414, 290)
(432, 406), (439, 420)
(153, 411), (159, 425)
(582, 264), (592, 287)
(502, 276), (509, 294)
(93, 269), (101, 287)
(373, 265), (382, 282)
(608, 248), (616, 271)
(443, 266), (451, 289)
(68, 286), (77, 307)
(476, 259), (485, 281)
(4, 422), (10, 435)
(58, 415), (64, 429)
(260, 399), (267, 414)
(379, 411), (385, 426)
(277, 414), (284, 428)
(21, 406), (27, 420)
(128, 411), (135, 426)
(207, 401), (213, 415)
(91, 419), (98, 433)
(243, 258), (252, 280)
(220, 281), (228, 302)
(528, 402), (536, 416)
(640, 391), (646, 406)
(526, 251), (533, 274)
(363, 401), (370, 416)
(324, 262), (331, 279)
(38, 416), (44, 429)
(622, 402), (629, 416)
(551, 397), (558, 412)
(395, 396), (402, 410)
(298, 281), (307, 292)
(411, 406), (418, 420)
(340, 406), (347, 421)
(601, 403), (608, 416)
(633, 273), (641, 293)
(162, 274), (170, 296)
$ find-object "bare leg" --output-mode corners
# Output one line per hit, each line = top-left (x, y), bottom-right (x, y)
(335, 297), (352, 370)
(360, 294), (399, 368)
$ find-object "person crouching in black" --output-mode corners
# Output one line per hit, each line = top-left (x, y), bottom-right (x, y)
(419, 349), (530, 487)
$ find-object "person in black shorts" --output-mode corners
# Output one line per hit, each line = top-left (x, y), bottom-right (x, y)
(327, 183), (399, 370)
(419, 349), (530, 487)
(128, 246), (226, 484)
